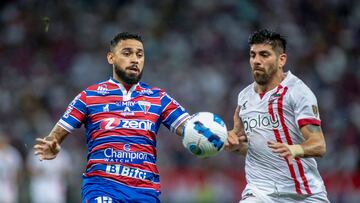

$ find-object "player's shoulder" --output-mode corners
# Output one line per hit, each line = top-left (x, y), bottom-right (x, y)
(85, 79), (118, 92)
(284, 72), (316, 98)
(138, 82), (163, 95)
(238, 83), (255, 98)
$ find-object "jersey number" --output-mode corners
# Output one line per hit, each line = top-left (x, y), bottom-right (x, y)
(95, 196), (112, 203)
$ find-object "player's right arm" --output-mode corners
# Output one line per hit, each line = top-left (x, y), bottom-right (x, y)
(34, 124), (69, 160)
(225, 106), (248, 155)
(34, 90), (87, 161)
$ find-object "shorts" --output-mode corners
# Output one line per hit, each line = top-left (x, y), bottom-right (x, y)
(82, 176), (160, 203)
(239, 184), (330, 203)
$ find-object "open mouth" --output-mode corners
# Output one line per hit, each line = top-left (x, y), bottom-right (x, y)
(126, 65), (139, 73)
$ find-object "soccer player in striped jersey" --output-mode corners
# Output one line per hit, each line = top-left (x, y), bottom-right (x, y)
(34, 32), (190, 203)
(225, 29), (330, 202)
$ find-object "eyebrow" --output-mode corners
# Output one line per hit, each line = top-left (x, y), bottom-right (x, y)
(250, 50), (271, 54)
(121, 47), (143, 51)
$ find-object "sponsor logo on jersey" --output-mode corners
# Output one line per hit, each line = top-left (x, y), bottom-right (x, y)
(116, 101), (136, 107)
(114, 101), (135, 116)
(63, 93), (81, 118)
(97, 84), (109, 95)
(106, 164), (148, 180)
(139, 89), (153, 95)
(243, 114), (280, 132)
(103, 145), (148, 164)
(100, 118), (153, 131)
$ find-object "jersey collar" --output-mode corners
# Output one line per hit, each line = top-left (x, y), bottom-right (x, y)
(108, 77), (139, 101)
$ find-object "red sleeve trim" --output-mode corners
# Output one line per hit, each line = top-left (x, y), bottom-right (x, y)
(298, 118), (321, 128)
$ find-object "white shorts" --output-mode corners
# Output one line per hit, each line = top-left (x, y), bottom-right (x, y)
(239, 184), (330, 203)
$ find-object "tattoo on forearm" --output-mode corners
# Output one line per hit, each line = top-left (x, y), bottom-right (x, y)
(49, 125), (68, 144)
(306, 125), (322, 133)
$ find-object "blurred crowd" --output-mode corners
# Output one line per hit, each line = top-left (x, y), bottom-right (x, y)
(0, 0), (359, 202)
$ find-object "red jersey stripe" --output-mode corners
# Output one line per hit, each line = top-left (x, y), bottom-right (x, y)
(268, 86), (302, 195)
(297, 118), (321, 128)
(277, 87), (312, 195)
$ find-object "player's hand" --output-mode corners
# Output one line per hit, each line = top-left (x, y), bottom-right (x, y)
(267, 141), (294, 165)
(34, 137), (61, 160)
(225, 106), (247, 151)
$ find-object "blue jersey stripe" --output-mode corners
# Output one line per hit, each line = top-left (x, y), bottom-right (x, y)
(89, 136), (156, 152)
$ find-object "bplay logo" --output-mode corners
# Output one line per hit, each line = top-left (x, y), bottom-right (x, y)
(243, 114), (280, 132)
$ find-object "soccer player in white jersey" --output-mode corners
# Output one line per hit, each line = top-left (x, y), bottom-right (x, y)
(0, 130), (22, 203)
(225, 29), (329, 203)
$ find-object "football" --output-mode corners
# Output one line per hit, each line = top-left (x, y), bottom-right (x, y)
(182, 112), (228, 158)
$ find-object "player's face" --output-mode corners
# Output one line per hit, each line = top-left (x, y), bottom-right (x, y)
(249, 44), (285, 85)
(107, 39), (144, 85)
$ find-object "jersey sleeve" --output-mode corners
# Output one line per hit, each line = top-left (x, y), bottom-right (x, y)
(291, 83), (321, 128)
(160, 92), (190, 133)
(58, 91), (87, 132)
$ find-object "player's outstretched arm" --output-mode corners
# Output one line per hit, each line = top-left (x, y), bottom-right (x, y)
(268, 124), (326, 163)
(175, 118), (190, 137)
(34, 124), (69, 161)
(225, 106), (248, 155)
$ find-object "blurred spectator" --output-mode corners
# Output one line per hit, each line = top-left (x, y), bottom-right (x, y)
(0, 130), (22, 203)
(27, 148), (71, 203)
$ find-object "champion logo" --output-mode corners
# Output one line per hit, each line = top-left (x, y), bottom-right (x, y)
(97, 84), (109, 95)
(123, 144), (131, 151)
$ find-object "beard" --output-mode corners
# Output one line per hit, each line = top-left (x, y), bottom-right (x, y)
(252, 64), (277, 85)
(114, 64), (143, 85)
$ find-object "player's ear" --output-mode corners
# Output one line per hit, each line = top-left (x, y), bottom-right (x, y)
(279, 53), (287, 68)
(107, 51), (114, 65)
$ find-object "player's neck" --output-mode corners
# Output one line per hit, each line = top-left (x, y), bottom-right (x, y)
(112, 75), (134, 91)
(256, 71), (285, 94)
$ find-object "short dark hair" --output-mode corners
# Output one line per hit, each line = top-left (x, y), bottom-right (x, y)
(110, 32), (143, 51)
(248, 29), (287, 54)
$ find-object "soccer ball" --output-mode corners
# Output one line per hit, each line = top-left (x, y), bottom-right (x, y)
(182, 112), (228, 158)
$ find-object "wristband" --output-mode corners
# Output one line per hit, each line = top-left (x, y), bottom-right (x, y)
(286, 144), (304, 157)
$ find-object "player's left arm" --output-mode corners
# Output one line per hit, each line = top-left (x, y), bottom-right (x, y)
(268, 85), (326, 161)
(268, 124), (326, 161)
(175, 120), (188, 137)
(298, 124), (326, 157)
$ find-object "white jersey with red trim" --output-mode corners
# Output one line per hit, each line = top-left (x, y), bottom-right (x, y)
(238, 71), (327, 196)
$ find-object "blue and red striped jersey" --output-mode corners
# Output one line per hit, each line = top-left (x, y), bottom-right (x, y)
(57, 78), (190, 192)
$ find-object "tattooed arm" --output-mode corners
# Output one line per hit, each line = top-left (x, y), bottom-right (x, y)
(298, 124), (326, 157)
(268, 124), (326, 163)
(34, 124), (70, 160)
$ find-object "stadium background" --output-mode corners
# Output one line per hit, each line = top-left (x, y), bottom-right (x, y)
(0, 0), (359, 202)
